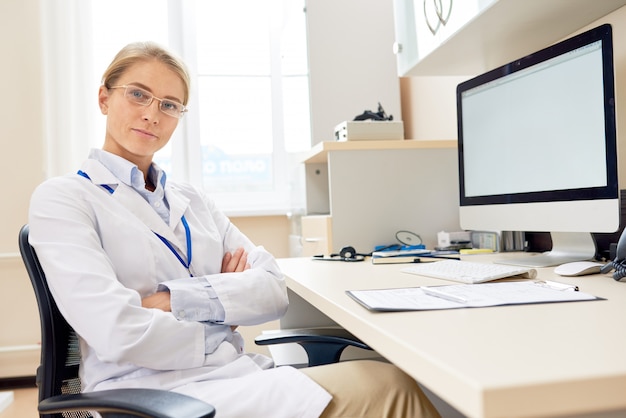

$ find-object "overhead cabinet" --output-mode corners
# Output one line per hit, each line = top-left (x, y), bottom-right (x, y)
(393, 0), (626, 76)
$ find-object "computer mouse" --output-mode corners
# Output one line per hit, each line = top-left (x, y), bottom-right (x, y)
(553, 261), (603, 277)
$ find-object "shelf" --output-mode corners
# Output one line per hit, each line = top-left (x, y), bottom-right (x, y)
(401, 0), (626, 76)
(303, 139), (457, 164)
(300, 140), (460, 252)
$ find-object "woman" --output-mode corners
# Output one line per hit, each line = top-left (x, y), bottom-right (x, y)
(28, 41), (440, 418)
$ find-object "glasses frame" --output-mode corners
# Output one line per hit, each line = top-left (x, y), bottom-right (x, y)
(109, 85), (188, 119)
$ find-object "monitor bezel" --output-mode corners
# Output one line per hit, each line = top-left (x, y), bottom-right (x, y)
(456, 23), (618, 208)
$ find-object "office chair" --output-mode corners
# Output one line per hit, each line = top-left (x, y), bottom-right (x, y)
(18, 225), (216, 418)
(19, 224), (370, 418)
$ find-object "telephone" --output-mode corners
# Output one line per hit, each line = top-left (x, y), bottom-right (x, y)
(601, 229), (626, 281)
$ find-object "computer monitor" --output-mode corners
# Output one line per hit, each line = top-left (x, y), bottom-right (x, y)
(456, 24), (619, 268)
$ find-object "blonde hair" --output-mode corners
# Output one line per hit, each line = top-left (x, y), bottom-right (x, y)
(101, 41), (191, 105)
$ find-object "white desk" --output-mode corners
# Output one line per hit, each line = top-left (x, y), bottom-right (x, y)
(277, 254), (626, 418)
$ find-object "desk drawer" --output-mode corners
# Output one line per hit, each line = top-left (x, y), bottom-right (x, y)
(301, 215), (332, 256)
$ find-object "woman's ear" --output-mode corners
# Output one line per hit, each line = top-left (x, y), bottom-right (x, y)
(98, 85), (109, 115)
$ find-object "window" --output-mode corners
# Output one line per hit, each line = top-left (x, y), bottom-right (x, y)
(89, 0), (309, 215)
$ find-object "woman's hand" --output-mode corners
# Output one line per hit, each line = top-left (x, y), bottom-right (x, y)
(143, 250), (249, 318)
(221, 248), (250, 331)
(221, 247), (251, 273)
(142, 291), (171, 312)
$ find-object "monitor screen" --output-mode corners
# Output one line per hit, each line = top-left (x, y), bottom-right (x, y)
(456, 24), (619, 267)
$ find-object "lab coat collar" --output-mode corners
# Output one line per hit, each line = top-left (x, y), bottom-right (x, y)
(78, 159), (190, 250)
(166, 188), (190, 230)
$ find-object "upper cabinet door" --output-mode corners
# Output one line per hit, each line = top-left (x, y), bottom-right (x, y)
(393, 0), (494, 76)
(393, 0), (626, 77)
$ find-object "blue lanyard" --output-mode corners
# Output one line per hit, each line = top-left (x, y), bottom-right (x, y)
(78, 170), (116, 194)
(77, 170), (193, 275)
(154, 216), (192, 273)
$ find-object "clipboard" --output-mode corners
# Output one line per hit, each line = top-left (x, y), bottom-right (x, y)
(346, 281), (603, 312)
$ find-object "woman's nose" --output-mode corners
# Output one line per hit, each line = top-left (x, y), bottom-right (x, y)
(142, 101), (161, 123)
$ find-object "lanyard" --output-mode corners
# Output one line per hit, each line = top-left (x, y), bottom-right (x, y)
(154, 217), (192, 273)
(77, 170), (193, 275)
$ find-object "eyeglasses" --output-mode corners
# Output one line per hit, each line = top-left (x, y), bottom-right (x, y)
(109, 85), (187, 119)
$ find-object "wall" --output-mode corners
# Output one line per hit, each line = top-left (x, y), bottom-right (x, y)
(400, 6), (626, 190)
(305, 0), (401, 143)
(0, 0), (46, 379)
(577, 7), (626, 188)
(230, 216), (290, 258)
(400, 76), (469, 140)
(1, 0), (45, 249)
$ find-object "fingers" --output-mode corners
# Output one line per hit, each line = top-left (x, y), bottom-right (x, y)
(221, 251), (232, 273)
(221, 248), (251, 273)
(234, 249), (248, 272)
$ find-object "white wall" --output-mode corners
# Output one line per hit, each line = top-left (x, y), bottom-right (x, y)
(1, 0), (45, 254)
(305, 0), (401, 143)
(577, 7), (626, 187)
(0, 0), (45, 379)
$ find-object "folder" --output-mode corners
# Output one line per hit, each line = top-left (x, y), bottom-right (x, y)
(346, 281), (601, 312)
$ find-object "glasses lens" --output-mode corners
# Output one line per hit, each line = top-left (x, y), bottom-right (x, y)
(160, 100), (184, 118)
(119, 85), (185, 118)
(125, 87), (152, 105)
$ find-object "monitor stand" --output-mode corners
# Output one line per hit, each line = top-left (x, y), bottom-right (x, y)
(495, 232), (597, 268)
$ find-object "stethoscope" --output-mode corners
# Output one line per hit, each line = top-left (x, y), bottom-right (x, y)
(312, 230), (423, 262)
(312, 245), (370, 262)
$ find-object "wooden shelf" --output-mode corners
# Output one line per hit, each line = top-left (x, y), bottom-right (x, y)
(302, 139), (457, 164)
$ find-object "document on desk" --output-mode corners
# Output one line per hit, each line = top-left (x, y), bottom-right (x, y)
(346, 281), (601, 312)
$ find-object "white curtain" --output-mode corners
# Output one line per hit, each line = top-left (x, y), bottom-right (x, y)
(39, 0), (97, 177)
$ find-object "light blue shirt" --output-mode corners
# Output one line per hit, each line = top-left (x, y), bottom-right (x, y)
(89, 149), (227, 351)
(89, 149), (170, 224)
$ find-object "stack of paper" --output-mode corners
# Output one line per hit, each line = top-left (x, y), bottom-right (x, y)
(347, 281), (600, 312)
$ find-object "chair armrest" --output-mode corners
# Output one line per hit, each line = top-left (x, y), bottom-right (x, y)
(255, 327), (372, 367)
(38, 388), (215, 418)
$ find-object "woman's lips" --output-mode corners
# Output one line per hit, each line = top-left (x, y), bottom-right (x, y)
(133, 128), (157, 139)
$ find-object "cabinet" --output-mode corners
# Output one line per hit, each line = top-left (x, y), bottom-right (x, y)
(393, 0), (626, 76)
(300, 140), (461, 256)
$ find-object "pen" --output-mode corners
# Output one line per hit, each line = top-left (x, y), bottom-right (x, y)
(534, 280), (579, 291)
(421, 287), (468, 304)
(417, 255), (461, 261)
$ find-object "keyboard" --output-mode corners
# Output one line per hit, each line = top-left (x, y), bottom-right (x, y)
(401, 260), (537, 284)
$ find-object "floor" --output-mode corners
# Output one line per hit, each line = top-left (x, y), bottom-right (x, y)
(0, 387), (38, 418)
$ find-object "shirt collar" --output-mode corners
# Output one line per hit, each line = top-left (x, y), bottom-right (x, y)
(88, 148), (168, 191)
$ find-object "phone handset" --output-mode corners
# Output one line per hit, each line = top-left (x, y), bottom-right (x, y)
(601, 229), (626, 280)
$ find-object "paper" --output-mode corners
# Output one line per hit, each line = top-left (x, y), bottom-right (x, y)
(371, 248), (431, 257)
(346, 281), (600, 312)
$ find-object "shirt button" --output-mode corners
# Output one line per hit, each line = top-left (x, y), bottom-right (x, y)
(154, 201), (161, 208)
(178, 310), (186, 319)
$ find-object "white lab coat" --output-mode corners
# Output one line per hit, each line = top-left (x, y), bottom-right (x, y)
(28, 158), (331, 418)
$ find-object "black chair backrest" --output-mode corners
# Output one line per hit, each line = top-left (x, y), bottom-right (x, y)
(19, 225), (89, 418)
